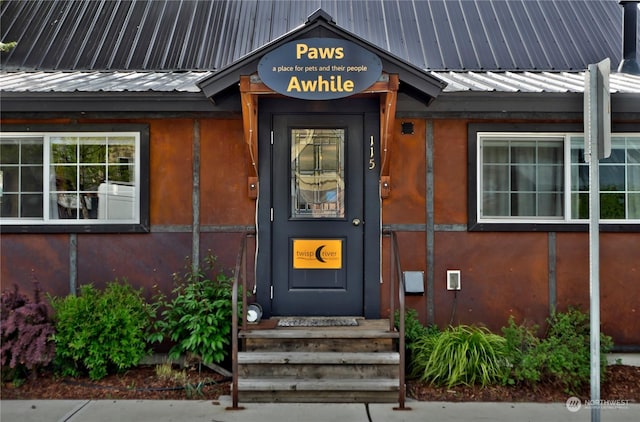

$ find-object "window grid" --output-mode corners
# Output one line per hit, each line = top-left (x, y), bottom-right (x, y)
(1, 132), (140, 225)
(479, 133), (640, 223)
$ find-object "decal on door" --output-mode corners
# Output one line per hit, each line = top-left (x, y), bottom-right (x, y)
(293, 239), (342, 269)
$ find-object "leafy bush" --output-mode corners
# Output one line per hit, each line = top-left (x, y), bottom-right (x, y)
(151, 253), (236, 366)
(502, 308), (613, 395)
(51, 279), (155, 380)
(501, 316), (542, 385)
(538, 308), (613, 394)
(1, 283), (56, 382)
(410, 325), (508, 387)
(394, 308), (439, 346)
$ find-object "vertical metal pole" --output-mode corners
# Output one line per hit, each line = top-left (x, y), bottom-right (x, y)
(192, 120), (201, 273)
(69, 233), (77, 295)
(586, 63), (601, 422)
(425, 121), (435, 325)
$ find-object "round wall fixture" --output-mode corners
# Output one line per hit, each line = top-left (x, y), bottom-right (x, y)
(246, 303), (262, 323)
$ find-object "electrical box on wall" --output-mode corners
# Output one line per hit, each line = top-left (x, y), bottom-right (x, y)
(447, 270), (461, 290)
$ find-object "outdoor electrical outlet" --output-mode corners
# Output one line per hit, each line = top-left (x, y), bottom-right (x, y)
(447, 270), (461, 290)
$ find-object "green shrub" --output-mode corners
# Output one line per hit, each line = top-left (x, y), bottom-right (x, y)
(538, 308), (613, 395)
(501, 308), (613, 395)
(394, 308), (439, 346)
(151, 253), (236, 366)
(51, 279), (154, 380)
(410, 325), (508, 388)
(501, 316), (542, 385)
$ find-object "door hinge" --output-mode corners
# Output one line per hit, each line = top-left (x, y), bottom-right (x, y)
(270, 207), (274, 221)
(270, 130), (274, 145)
(270, 285), (273, 299)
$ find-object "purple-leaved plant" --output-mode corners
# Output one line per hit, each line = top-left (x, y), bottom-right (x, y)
(1, 282), (56, 379)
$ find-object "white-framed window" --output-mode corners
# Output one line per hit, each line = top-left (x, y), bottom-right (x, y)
(474, 129), (640, 227)
(0, 125), (148, 232)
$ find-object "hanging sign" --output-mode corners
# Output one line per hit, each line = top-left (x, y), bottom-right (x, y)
(293, 239), (342, 269)
(258, 38), (383, 100)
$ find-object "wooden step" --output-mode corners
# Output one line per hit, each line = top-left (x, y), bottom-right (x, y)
(238, 351), (399, 365)
(237, 378), (399, 403)
(235, 318), (401, 403)
(238, 351), (399, 378)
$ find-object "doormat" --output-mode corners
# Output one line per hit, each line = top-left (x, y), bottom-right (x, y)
(277, 317), (359, 327)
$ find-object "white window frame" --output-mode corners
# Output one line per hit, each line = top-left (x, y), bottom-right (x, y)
(476, 131), (640, 225)
(0, 125), (148, 232)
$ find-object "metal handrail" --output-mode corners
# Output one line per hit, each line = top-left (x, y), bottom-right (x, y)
(228, 231), (254, 410)
(385, 230), (409, 410)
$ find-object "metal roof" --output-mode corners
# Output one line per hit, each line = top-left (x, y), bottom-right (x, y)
(2, 70), (640, 94)
(1, 0), (637, 72)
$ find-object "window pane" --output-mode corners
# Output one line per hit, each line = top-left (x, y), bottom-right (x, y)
(22, 142), (43, 164)
(511, 143), (536, 163)
(512, 165), (536, 191)
(571, 163), (589, 191)
(51, 138), (78, 163)
(0, 141), (19, 164)
(483, 142), (509, 163)
(629, 193), (640, 218)
(80, 143), (106, 164)
(538, 165), (563, 191)
(538, 193), (563, 216)
(80, 165), (105, 191)
(1, 194), (19, 217)
(538, 142), (563, 164)
(511, 192), (535, 215)
(21, 194), (43, 218)
(1, 166), (19, 192)
(483, 165), (508, 191)
(601, 193), (625, 219)
(600, 166), (625, 191)
(483, 192), (509, 216)
(629, 165), (640, 191)
(21, 165), (43, 192)
(52, 165), (77, 191)
(571, 193), (589, 219)
(291, 128), (344, 218)
(600, 139), (626, 164)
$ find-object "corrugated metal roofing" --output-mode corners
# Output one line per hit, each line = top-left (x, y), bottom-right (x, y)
(2, 70), (640, 94)
(1, 0), (637, 72)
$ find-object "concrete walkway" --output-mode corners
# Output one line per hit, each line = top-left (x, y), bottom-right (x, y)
(2, 397), (639, 422)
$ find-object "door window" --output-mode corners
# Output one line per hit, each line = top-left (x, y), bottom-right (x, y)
(291, 128), (344, 218)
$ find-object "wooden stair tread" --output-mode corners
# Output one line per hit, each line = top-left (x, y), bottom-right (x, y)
(237, 378), (399, 391)
(238, 351), (399, 364)
(239, 329), (399, 339)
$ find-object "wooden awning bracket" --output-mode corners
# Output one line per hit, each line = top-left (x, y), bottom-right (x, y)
(239, 73), (399, 200)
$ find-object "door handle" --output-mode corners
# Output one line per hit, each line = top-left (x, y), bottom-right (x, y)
(352, 218), (362, 226)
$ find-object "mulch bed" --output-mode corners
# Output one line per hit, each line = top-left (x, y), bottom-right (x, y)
(2, 364), (639, 402)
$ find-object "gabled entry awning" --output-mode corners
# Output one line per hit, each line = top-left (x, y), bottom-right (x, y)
(197, 9), (445, 105)
(197, 9), (446, 199)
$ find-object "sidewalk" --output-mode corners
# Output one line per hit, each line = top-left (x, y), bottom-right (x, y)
(2, 397), (639, 422)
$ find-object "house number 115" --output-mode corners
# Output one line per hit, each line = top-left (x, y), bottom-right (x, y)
(369, 136), (375, 170)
